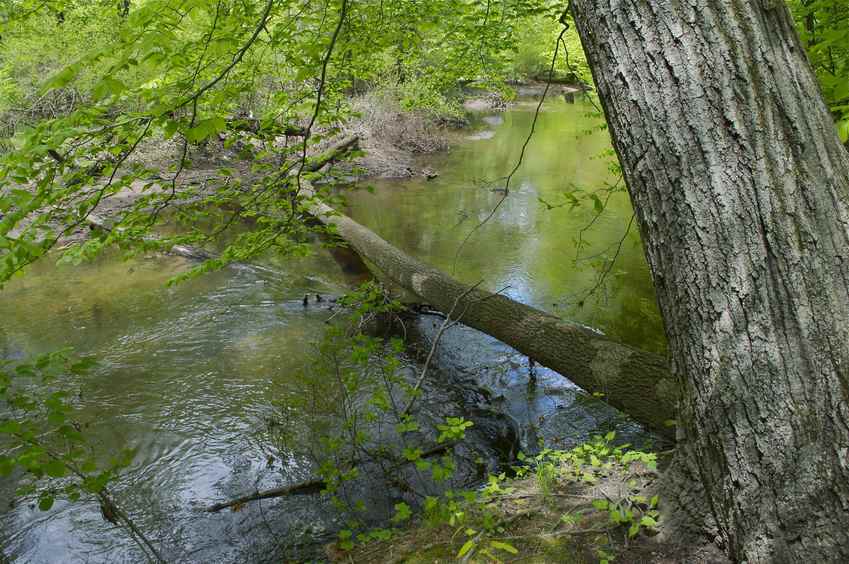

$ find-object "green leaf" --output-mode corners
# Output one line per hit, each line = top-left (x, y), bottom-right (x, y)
(38, 495), (55, 511)
(40, 65), (80, 95)
(0, 456), (13, 476)
(402, 447), (422, 461)
(163, 120), (180, 140)
(457, 538), (476, 558)
(44, 459), (66, 478)
(640, 515), (658, 528)
(628, 521), (640, 538)
(392, 502), (412, 523)
(47, 410), (66, 426)
(0, 418), (21, 434)
(591, 193), (604, 213)
(490, 541), (518, 554)
(837, 119), (849, 144)
(186, 117), (227, 142)
(93, 77), (127, 100)
(592, 499), (608, 510)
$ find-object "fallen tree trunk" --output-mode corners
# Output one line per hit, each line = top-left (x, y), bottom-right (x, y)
(301, 181), (677, 438)
(88, 136), (677, 438)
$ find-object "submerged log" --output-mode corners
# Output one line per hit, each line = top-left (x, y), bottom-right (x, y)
(205, 442), (455, 513)
(86, 213), (214, 261)
(301, 180), (677, 438)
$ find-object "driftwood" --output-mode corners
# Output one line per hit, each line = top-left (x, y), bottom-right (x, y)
(302, 135), (360, 173)
(85, 214), (214, 261)
(81, 136), (362, 263)
(205, 479), (326, 513)
(226, 118), (308, 137)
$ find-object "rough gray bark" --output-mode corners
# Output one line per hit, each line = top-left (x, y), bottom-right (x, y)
(303, 184), (677, 438)
(570, 1), (849, 561)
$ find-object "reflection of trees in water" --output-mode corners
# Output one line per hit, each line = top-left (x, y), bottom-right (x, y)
(347, 100), (665, 353)
(558, 228), (665, 355)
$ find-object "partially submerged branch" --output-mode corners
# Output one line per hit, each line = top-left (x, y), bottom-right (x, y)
(301, 184), (677, 439)
(205, 442), (454, 513)
(205, 479), (326, 513)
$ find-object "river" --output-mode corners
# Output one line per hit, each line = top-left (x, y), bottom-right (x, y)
(0, 94), (664, 562)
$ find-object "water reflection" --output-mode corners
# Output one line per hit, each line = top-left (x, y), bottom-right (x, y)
(0, 253), (351, 562)
(346, 96), (664, 353)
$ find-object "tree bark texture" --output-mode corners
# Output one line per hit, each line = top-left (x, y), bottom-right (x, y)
(570, 1), (849, 561)
(302, 186), (678, 438)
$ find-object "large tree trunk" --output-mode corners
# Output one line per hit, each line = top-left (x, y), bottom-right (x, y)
(570, 1), (849, 561)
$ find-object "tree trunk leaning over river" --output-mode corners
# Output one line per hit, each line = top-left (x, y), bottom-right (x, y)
(570, 1), (849, 561)
(297, 169), (677, 438)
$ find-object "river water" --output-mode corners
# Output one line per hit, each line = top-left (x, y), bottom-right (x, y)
(0, 95), (664, 562)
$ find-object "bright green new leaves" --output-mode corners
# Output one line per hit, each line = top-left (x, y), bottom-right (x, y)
(436, 416), (474, 443)
(185, 117), (226, 142)
(0, 0), (580, 289)
(788, 0), (849, 139)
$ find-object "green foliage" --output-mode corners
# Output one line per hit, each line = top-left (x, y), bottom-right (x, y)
(510, 13), (591, 85)
(351, 435), (661, 561)
(788, 0), (849, 140)
(516, 433), (661, 542)
(0, 0), (584, 292)
(0, 0), (844, 296)
(436, 416), (473, 443)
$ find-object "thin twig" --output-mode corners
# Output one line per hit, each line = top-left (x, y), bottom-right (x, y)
(10, 433), (164, 562)
(173, 0), (275, 112)
(572, 212), (635, 305)
(292, 0), (351, 197)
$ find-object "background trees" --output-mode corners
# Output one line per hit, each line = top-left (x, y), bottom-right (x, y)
(789, 0), (849, 144)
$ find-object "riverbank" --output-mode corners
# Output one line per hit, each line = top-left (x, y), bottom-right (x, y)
(335, 438), (726, 563)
